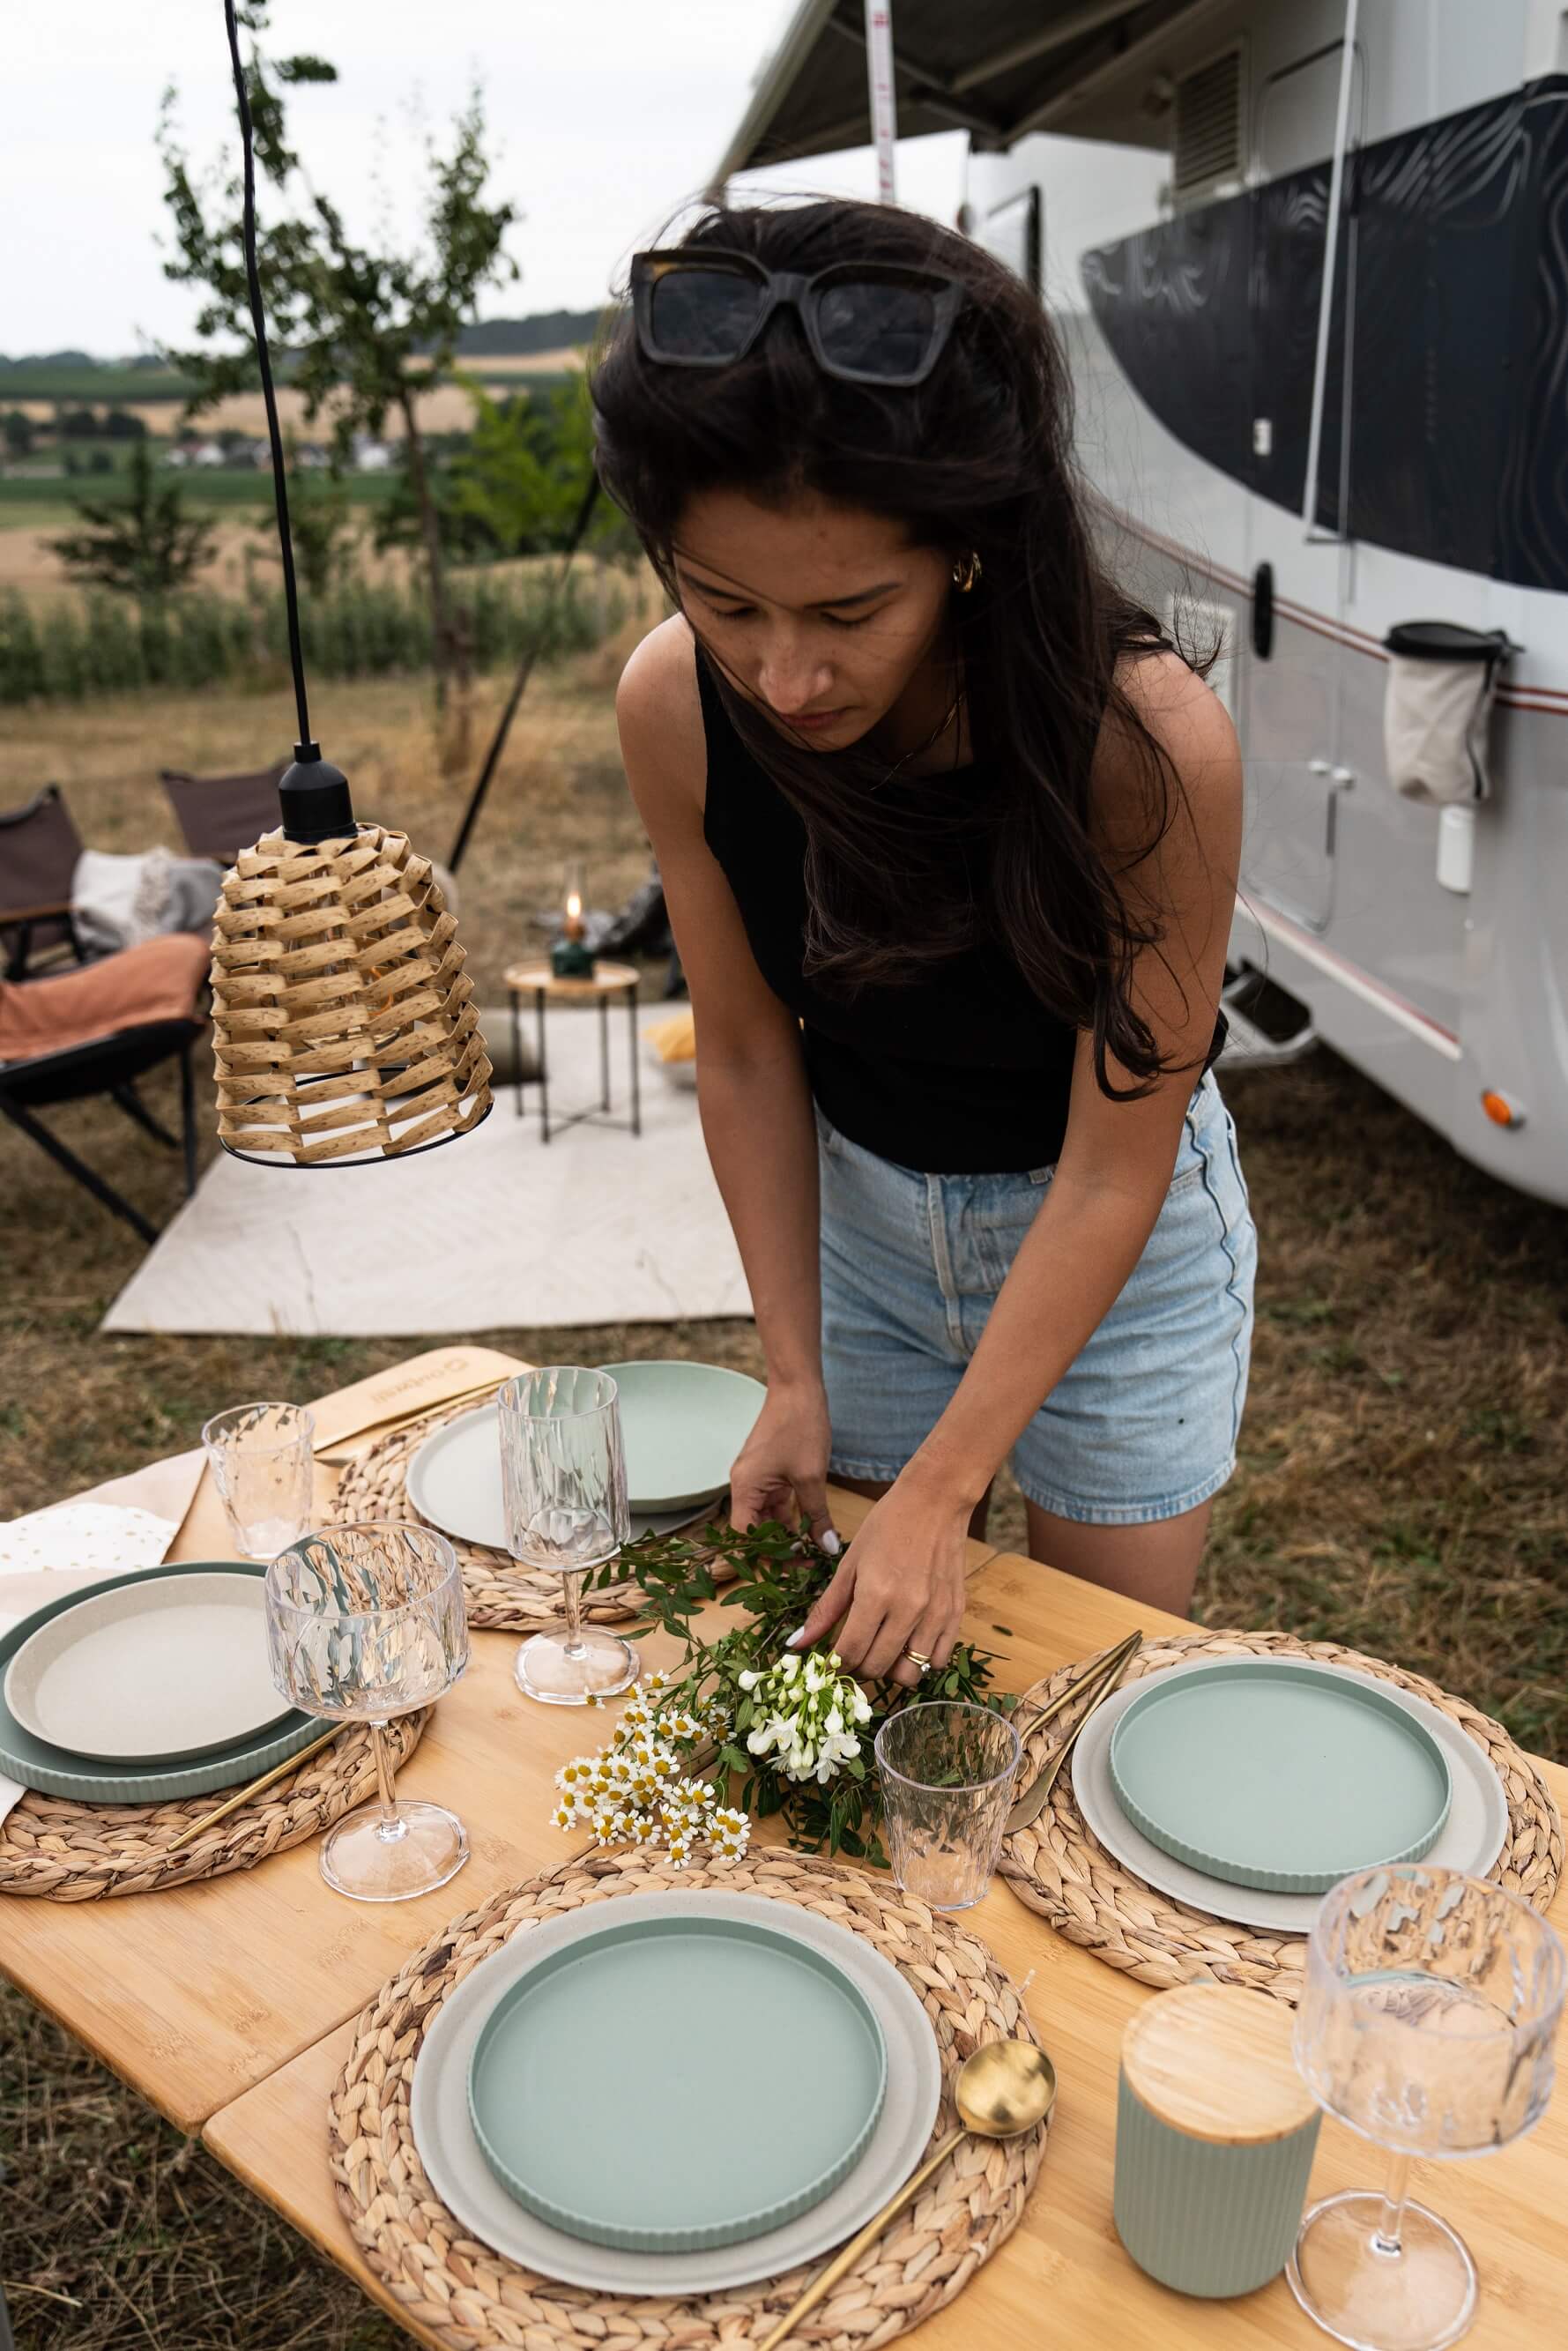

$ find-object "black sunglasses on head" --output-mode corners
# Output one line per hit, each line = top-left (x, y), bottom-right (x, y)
(630, 248), (965, 387)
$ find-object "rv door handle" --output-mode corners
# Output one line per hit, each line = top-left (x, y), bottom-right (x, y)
(1330, 765), (1354, 787)
(1309, 758), (1332, 776)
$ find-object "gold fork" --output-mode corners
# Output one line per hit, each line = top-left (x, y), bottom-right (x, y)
(1006, 1631), (1141, 1833)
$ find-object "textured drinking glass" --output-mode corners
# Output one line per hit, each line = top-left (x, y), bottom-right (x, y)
(498, 1367), (638, 1704)
(1289, 1865), (1564, 2351)
(873, 1700), (1022, 1912)
(202, 1401), (315, 1559)
(265, 1522), (471, 1902)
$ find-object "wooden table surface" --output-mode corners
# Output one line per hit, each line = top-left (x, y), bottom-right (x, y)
(4, 1350), (1565, 2347)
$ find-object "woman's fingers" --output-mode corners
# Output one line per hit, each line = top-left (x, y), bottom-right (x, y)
(886, 1602), (960, 1688)
(788, 1555), (858, 1651)
(793, 1466), (840, 1554)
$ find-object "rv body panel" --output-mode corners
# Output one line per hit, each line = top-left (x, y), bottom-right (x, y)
(969, 0), (1567, 1204)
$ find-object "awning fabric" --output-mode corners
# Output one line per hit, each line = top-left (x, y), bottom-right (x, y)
(710, 0), (1199, 190)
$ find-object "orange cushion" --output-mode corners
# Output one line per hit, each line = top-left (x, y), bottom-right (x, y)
(0, 933), (209, 1063)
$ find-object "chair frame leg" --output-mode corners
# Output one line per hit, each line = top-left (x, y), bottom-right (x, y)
(109, 1078), (178, 1150)
(180, 1039), (198, 1196)
(1, 1098), (159, 1245)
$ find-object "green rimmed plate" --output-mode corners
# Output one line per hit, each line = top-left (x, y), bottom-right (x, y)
(597, 1360), (766, 1512)
(467, 1908), (887, 2252)
(1108, 1657), (1453, 1893)
(0, 1562), (320, 1803)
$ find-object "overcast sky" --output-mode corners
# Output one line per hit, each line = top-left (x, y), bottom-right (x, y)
(4, 2), (967, 356)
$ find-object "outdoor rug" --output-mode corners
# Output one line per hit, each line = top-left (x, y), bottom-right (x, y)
(102, 1010), (750, 1336)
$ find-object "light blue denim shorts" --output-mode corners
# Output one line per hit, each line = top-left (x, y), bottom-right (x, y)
(817, 1068), (1257, 1524)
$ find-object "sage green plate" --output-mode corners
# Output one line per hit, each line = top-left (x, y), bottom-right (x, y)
(0, 1563), (319, 1803)
(597, 1360), (767, 1513)
(467, 1909), (887, 2252)
(405, 1402), (720, 1551)
(1108, 1657), (1453, 1893)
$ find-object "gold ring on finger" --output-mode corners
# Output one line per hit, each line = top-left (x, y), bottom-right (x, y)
(901, 1647), (933, 1672)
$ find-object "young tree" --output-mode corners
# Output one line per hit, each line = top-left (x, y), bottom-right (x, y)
(49, 438), (217, 594)
(252, 434), (354, 598)
(2, 411), (33, 458)
(157, 2), (518, 711)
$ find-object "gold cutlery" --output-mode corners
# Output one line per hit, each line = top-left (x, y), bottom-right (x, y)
(162, 1726), (343, 1854)
(756, 2040), (1057, 2351)
(1011, 1628), (1141, 1738)
(1006, 1631), (1141, 1834)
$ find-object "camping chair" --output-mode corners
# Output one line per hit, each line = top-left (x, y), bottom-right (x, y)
(159, 759), (288, 866)
(0, 784), (86, 980)
(0, 934), (209, 1245)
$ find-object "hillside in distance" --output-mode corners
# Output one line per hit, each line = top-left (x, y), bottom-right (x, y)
(0, 309), (606, 380)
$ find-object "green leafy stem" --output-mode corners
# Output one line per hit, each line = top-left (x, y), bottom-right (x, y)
(591, 1518), (1014, 1863)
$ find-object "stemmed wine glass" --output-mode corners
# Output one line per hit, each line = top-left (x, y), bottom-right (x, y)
(498, 1366), (638, 1704)
(1289, 1864), (1564, 2351)
(266, 1521), (471, 1902)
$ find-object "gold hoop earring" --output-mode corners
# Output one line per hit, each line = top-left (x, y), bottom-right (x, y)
(951, 553), (982, 592)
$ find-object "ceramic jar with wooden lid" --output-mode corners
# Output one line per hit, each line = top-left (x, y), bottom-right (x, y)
(1114, 1982), (1321, 2298)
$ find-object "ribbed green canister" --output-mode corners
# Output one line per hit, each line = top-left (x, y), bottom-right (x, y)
(1114, 1983), (1321, 2298)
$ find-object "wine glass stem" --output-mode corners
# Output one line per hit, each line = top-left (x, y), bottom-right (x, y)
(1372, 2151), (1414, 2258)
(371, 1723), (407, 1845)
(561, 1567), (588, 1660)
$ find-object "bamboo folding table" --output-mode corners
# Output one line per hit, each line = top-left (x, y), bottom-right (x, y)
(2, 1345), (1564, 2349)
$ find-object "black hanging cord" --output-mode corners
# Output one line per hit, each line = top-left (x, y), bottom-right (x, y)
(222, 0), (313, 756)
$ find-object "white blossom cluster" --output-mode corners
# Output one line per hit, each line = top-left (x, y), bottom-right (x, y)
(551, 1672), (749, 1867)
(738, 1649), (873, 1785)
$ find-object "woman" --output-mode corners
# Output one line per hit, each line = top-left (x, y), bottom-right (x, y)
(595, 200), (1254, 1691)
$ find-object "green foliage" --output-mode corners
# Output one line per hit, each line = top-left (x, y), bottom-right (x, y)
(251, 438), (356, 598)
(2, 409), (33, 457)
(593, 1520), (1014, 1863)
(0, 564), (625, 703)
(48, 441), (218, 594)
(157, 3), (519, 696)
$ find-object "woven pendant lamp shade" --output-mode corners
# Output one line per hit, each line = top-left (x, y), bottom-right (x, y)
(211, 823), (492, 1164)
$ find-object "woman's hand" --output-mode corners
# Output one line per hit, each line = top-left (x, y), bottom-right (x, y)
(729, 1380), (838, 1551)
(788, 1469), (970, 1688)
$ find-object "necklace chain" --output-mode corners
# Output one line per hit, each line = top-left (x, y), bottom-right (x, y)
(873, 690), (962, 790)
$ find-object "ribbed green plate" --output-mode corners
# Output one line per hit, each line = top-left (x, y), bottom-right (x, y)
(597, 1361), (767, 1512)
(1108, 1658), (1453, 1893)
(0, 1563), (319, 1803)
(468, 1910), (887, 2251)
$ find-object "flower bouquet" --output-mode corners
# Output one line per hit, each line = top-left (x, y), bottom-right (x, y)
(566, 1519), (1013, 1866)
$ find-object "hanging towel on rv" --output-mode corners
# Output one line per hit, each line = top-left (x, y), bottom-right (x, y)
(1382, 621), (1512, 806)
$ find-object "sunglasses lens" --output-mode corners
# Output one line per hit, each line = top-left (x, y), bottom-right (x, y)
(814, 280), (939, 378)
(646, 267), (764, 360)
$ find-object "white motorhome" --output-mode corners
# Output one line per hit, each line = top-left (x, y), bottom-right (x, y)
(714, 1), (1568, 1207)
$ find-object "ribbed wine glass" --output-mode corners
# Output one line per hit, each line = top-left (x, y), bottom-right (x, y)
(498, 1366), (638, 1704)
(265, 1522), (470, 1901)
(1289, 1864), (1564, 2351)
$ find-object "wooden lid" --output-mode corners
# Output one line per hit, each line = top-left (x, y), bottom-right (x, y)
(1120, 1984), (1317, 2145)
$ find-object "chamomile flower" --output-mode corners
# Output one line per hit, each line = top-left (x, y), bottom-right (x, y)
(550, 1801), (576, 1832)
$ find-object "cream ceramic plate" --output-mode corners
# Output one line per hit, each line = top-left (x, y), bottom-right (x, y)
(1071, 1654), (1511, 1935)
(411, 1888), (942, 2293)
(3, 1568), (290, 1764)
(407, 1402), (726, 1551)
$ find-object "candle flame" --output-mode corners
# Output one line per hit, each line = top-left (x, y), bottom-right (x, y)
(566, 890), (582, 920)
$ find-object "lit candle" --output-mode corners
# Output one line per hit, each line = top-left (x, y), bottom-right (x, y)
(563, 889), (585, 943)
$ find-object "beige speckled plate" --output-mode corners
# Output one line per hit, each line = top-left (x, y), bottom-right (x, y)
(4, 1568), (292, 1764)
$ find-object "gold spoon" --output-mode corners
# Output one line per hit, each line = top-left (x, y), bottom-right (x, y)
(756, 2038), (1057, 2351)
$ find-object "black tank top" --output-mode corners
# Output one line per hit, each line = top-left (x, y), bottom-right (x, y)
(696, 653), (1224, 1176)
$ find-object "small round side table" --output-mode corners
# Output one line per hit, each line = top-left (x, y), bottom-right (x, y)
(502, 961), (642, 1144)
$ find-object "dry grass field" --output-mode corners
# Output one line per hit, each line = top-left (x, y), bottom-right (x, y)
(1, 632), (1565, 2344)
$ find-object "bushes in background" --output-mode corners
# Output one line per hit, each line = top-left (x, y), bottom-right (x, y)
(0, 565), (626, 704)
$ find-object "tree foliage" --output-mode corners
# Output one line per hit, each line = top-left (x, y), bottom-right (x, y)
(48, 440), (217, 595)
(156, 0), (519, 703)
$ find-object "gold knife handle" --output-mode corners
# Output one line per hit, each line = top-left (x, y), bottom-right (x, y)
(756, 2125), (966, 2351)
(1006, 1633), (1141, 1833)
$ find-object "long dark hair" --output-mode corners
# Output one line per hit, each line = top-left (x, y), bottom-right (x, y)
(591, 198), (1203, 1095)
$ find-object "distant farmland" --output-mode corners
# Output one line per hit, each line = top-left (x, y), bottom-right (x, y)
(0, 350), (583, 410)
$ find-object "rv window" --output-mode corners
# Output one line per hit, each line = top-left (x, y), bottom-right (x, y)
(982, 187), (1043, 298)
(1257, 42), (1364, 181)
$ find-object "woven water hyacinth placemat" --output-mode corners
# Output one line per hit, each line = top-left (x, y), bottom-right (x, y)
(331, 1846), (1049, 2351)
(0, 1711), (427, 1901)
(330, 1403), (644, 1633)
(1000, 1627), (1563, 2005)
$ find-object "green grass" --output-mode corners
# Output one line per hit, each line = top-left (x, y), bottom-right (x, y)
(0, 361), (202, 401)
(0, 470), (402, 512)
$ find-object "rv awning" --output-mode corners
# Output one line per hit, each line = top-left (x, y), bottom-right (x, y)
(710, 0), (1206, 190)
